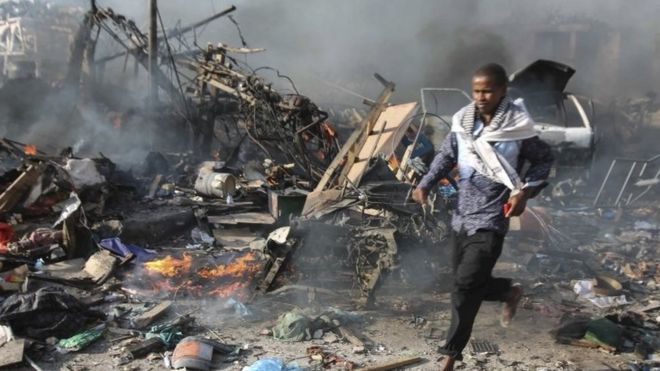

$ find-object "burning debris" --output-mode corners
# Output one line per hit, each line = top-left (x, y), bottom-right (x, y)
(0, 2), (657, 371)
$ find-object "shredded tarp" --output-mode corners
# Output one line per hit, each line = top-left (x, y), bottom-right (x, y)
(242, 358), (303, 371)
(57, 324), (106, 353)
(0, 287), (103, 339)
(99, 237), (157, 262)
(272, 310), (312, 342)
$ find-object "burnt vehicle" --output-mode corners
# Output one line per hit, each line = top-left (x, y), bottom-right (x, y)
(508, 59), (595, 166)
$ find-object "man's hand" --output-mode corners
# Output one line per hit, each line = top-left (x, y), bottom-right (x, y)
(412, 187), (429, 205)
(505, 189), (532, 217)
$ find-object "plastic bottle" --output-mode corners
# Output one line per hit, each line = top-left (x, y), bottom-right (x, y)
(35, 258), (45, 271)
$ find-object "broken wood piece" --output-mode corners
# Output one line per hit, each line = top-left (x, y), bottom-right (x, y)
(633, 301), (660, 314)
(266, 285), (342, 297)
(0, 339), (25, 367)
(255, 256), (286, 294)
(147, 174), (163, 198)
(312, 75), (395, 193)
(83, 250), (118, 284)
(125, 337), (164, 359)
(345, 102), (419, 187)
(558, 338), (617, 353)
(132, 300), (172, 328)
(207, 212), (276, 225)
(357, 356), (424, 371)
(212, 227), (260, 246)
(0, 165), (42, 213)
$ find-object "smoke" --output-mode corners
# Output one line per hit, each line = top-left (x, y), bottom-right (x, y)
(90, 0), (660, 106)
(5, 0), (659, 167)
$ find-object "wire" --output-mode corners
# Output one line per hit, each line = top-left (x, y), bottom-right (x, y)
(157, 7), (191, 120)
(228, 15), (248, 48)
(253, 66), (299, 95)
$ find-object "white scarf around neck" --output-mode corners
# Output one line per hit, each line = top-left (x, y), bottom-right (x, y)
(451, 97), (537, 193)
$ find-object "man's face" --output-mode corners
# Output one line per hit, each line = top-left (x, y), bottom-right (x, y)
(472, 75), (507, 116)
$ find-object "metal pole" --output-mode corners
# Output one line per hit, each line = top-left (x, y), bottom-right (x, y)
(615, 162), (636, 207)
(593, 159), (616, 207)
(148, 0), (159, 109)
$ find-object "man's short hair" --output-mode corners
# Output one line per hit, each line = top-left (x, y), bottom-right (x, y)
(474, 63), (508, 87)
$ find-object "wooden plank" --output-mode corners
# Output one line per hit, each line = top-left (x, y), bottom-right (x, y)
(125, 337), (164, 359)
(358, 357), (424, 371)
(132, 300), (172, 329)
(212, 227), (260, 245)
(0, 165), (42, 212)
(312, 75), (395, 193)
(0, 339), (25, 367)
(312, 128), (363, 192)
(207, 212), (276, 225)
(346, 102), (419, 186)
(336, 89), (395, 189)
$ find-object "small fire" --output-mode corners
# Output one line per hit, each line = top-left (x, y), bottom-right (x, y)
(198, 252), (260, 279)
(141, 251), (264, 299)
(24, 144), (37, 156)
(144, 254), (192, 277)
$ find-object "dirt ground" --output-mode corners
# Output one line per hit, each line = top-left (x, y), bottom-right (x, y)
(32, 273), (640, 371)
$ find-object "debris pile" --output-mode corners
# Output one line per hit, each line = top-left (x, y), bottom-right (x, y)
(0, 3), (657, 371)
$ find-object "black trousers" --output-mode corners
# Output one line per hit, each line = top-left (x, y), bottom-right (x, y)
(438, 229), (511, 360)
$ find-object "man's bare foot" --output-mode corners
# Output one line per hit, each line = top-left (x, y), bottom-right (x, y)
(501, 284), (523, 327)
(438, 356), (456, 371)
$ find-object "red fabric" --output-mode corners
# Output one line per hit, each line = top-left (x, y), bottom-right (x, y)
(0, 223), (15, 254)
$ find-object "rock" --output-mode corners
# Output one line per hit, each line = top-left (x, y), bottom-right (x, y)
(352, 345), (366, 354)
(323, 332), (339, 344)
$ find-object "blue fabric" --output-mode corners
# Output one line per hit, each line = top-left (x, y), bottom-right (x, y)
(401, 133), (435, 158)
(99, 238), (157, 262)
(243, 358), (303, 371)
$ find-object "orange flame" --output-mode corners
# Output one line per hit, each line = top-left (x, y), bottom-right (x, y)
(144, 254), (192, 277)
(141, 252), (262, 299)
(198, 252), (260, 279)
(24, 144), (37, 156)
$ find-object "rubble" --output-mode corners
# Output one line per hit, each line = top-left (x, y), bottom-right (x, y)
(0, 2), (656, 371)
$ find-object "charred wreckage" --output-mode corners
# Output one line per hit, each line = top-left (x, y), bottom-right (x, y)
(0, 1), (656, 370)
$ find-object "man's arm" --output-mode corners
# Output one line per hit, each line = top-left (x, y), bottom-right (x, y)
(506, 136), (554, 217)
(519, 136), (554, 196)
(412, 133), (457, 204)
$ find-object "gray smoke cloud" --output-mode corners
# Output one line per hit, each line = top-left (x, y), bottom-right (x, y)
(95, 0), (660, 106)
(9, 0), (658, 168)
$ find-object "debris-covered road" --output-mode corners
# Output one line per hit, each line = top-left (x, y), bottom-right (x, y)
(0, 1), (659, 370)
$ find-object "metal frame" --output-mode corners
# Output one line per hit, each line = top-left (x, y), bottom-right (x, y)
(593, 153), (660, 207)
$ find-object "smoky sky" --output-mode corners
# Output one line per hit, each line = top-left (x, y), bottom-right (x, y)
(88, 0), (660, 105)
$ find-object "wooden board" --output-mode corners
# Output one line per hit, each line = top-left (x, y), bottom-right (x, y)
(357, 357), (424, 371)
(212, 227), (261, 246)
(132, 300), (172, 329)
(345, 102), (418, 186)
(0, 339), (25, 367)
(0, 165), (42, 213)
(207, 212), (276, 225)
